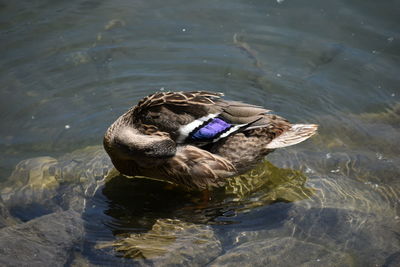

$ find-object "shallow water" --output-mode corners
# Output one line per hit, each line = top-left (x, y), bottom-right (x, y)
(1, 0), (399, 266)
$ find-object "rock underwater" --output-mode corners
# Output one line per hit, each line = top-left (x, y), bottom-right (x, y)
(0, 146), (112, 266)
(1, 100), (399, 267)
(0, 144), (316, 266)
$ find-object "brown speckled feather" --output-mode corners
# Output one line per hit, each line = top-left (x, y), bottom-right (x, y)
(162, 146), (236, 189)
(133, 91), (222, 117)
(133, 91), (279, 141)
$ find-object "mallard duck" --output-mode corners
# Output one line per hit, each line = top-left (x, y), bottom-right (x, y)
(103, 91), (317, 190)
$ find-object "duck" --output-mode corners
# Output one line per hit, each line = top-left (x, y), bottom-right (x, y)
(103, 91), (318, 190)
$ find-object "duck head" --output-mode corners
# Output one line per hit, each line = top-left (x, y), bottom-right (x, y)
(103, 125), (176, 171)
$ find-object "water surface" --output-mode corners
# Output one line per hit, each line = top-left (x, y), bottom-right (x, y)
(0, 0), (399, 266)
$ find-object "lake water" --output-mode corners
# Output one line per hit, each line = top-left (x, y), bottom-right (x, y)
(0, 0), (399, 266)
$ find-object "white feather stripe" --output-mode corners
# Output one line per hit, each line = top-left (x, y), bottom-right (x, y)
(176, 113), (219, 143)
(212, 124), (246, 142)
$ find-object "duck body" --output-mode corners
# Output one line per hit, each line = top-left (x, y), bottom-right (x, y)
(103, 91), (317, 190)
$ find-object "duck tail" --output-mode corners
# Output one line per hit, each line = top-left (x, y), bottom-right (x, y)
(266, 124), (318, 149)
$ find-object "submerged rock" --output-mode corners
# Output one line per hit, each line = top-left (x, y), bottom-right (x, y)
(0, 210), (84, 267)
(311, 102), (400, 156)
(357, 102), (400, 127)
(210, 237), (353, 267)
(0, 146), (112, 266)
(0, 128), (398, 267)
(0, 146), (112, 221)
(218, 148), (400, 266)
(0, 198), (19, 228)
(97, 218), (221, 266)
(225, 161), (315, 211)
(288, 206), (399, 266)
(0, 156), (59, 210)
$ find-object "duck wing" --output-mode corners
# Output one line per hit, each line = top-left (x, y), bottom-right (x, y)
(133, 91), (223, 137)
(134, 91), (316, 148)
(134, 91), (281, 144)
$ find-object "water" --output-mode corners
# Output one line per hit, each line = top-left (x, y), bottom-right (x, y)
(1, 0), (399, 265)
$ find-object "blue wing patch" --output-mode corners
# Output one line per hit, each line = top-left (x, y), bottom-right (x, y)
(190, 118), (232, 141)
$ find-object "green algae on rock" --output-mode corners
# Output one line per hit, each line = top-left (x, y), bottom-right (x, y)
(225, 160), (315, 210)
(97, 218), (221, 265)
(0, 146), (113, 219)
